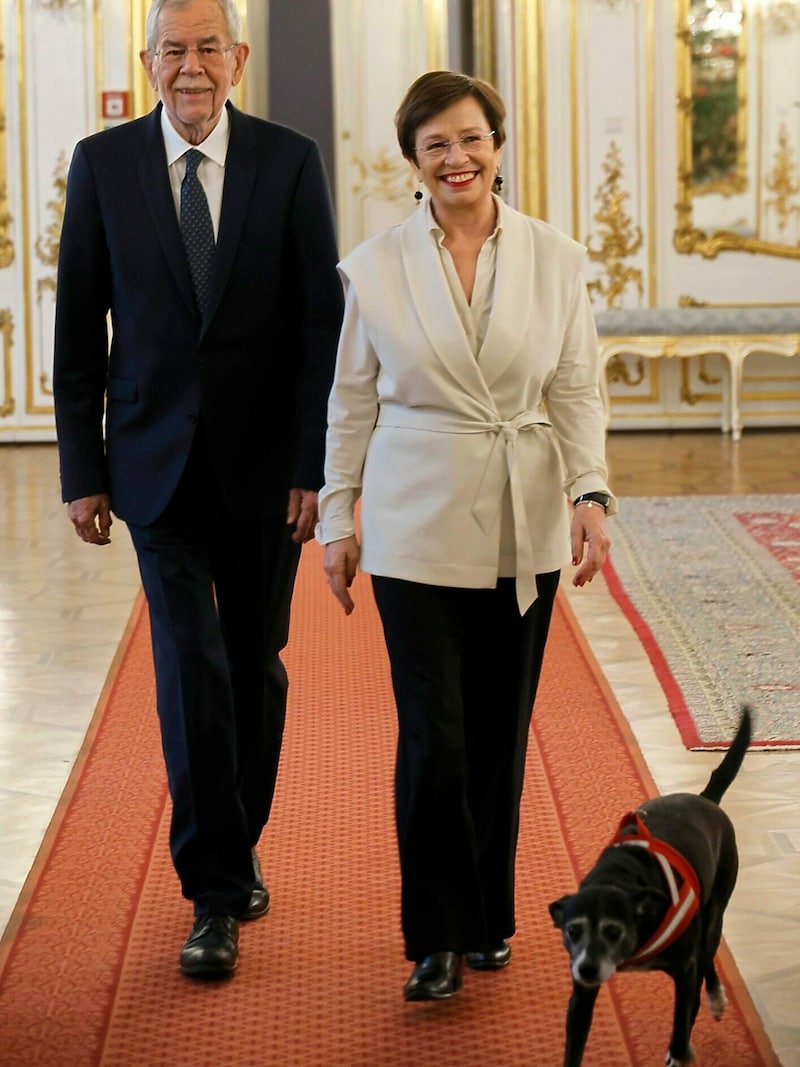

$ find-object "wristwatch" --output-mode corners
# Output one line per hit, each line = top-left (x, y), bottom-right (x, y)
(573, 492), (610, 512)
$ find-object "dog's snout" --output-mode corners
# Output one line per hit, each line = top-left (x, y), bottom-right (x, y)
(578, 961), (599, 983)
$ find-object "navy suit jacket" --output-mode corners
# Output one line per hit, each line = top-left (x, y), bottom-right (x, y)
(54, 102), (343, 525)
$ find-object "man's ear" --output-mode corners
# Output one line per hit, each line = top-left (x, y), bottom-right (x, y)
(229, 42), (251, 87)
(139, 49), (157, 89)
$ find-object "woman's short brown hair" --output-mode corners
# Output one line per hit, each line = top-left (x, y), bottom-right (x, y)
(395, 70), (507, 162)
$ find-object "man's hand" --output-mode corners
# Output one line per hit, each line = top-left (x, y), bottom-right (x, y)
(570, 502), (611, 587)
(287, 488), (319, 543)
(67, 494), (113, 545)
(323, 535), (360, 615)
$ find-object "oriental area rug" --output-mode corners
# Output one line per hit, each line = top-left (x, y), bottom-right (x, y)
(0, 543), (779, 1066)
(603, 495), (800, 750)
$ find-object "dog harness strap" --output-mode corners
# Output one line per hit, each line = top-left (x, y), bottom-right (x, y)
(612, 812), (702, 967)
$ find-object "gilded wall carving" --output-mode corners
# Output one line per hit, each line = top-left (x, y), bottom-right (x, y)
(585, 142), (644, 309)
(764, 125), (800, 233)
(345, 134), (415, 204)
(35, 151), (67, 301)
(0, 309), (15, 417)
(0, 31), (13, 268)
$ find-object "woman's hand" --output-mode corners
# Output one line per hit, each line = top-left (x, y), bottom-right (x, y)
(323, 535), (361, 614)
(570, 503), (611, 587)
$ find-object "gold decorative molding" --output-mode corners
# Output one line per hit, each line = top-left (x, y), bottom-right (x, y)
(345, 133), (415, 203)
(0, 308), (15, 417)
(130, 0), (151, 118)
(764, 124), (800, 233)
(680, 354), (722, 405)
(0, 27), (13, 268)
(424, 0), (447, 69)
(679, 294), (800, 307)
(473, 0), (496, 86)
(586, 142), (644, 309)
(0, 179), (12, 268)
(515, 0), (546, 219)
(607, 353), (645, 387)
(35, 151), (68, 301)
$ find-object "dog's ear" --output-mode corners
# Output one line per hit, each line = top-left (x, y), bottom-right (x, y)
(632, 887), (669, 923)
(549, 897), (569, 928)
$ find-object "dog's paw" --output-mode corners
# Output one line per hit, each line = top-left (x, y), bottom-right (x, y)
(707, 982), (728, 1020)
(665, 1045), (696, 1067)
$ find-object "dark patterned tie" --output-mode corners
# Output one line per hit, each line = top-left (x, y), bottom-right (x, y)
(180, 149), (215, 314)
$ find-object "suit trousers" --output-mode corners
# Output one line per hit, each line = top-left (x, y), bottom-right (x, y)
(371, 570), (559, 962)
(127, 430), (301, 916)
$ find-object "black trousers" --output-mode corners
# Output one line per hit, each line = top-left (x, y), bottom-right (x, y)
(371, 571), (559, 962)
(127, 434), (301, 917)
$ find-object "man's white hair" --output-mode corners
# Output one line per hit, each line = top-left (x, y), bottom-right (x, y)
(145, 0), (242, 51)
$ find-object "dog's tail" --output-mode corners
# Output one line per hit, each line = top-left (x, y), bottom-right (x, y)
(700, 705), (753, 806)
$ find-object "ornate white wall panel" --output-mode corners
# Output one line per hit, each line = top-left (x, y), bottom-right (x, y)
(331, 0), (448, 256)
(0, 0), (98, 439)
(572, 0), (650, 310)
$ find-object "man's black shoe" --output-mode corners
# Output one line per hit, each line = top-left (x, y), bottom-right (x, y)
(245, 848), (270, 920)
(179, 914), (239, 978)
(465, 941), (512, 970)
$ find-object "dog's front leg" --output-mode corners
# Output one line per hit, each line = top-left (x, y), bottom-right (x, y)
(563, 982), (599, 1067)
(666, 960), (700, 1066)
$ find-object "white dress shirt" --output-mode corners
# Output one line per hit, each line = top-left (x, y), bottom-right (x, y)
(160, 106), (230, 239)
(429, 207), (501, 357)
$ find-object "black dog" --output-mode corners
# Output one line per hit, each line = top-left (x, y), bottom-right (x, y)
(549, 705), (752, 1067)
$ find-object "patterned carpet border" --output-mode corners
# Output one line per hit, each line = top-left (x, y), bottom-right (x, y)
(604, 494), (800, 750)
(0, 547), (780, 1066)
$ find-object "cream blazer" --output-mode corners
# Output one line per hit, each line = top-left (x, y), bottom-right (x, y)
(317, 197), (615, 613)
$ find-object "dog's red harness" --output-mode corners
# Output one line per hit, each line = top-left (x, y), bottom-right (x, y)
(612, 811), (701, 967)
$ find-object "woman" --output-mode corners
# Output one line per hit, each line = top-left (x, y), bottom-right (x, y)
(317, 71), (615, 1001)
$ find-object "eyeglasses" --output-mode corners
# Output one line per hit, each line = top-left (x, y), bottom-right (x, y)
(414, 132), (496, 160)
(152, 43), (238, 65)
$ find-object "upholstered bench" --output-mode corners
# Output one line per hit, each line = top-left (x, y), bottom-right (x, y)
(594, 307), (800, 439)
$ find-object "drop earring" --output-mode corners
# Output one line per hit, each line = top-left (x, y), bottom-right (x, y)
(494, 173), (504, 192)
(414, 184), (423, 202)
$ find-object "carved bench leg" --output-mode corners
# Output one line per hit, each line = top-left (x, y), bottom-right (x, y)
(729, 348), (744, 441)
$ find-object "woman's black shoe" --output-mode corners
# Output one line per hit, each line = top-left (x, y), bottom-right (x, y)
(465, 941), (511, 970)
(403, 951), (464, 1000)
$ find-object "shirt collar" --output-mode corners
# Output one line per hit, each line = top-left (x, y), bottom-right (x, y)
(160, 103), (230, 167)
(426, 193), (504, 247)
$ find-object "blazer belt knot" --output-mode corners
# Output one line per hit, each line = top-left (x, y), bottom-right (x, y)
(373, 405), (551, 613)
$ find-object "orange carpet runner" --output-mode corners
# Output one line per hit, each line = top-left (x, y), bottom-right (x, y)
(0, 543), (779, 1065)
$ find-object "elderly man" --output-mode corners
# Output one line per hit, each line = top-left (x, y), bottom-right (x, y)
(54, 0), (343, 977)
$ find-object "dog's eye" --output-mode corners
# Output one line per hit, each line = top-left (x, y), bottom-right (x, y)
(566, 923), (583, 943)
(604, 924), (624, 944)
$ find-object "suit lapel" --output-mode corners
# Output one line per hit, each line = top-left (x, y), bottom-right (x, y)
(138, 106), (197, 318)
(476, 199), (536, 389)
(203, 104), (257, 329)
(400, 206), (492, 403)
